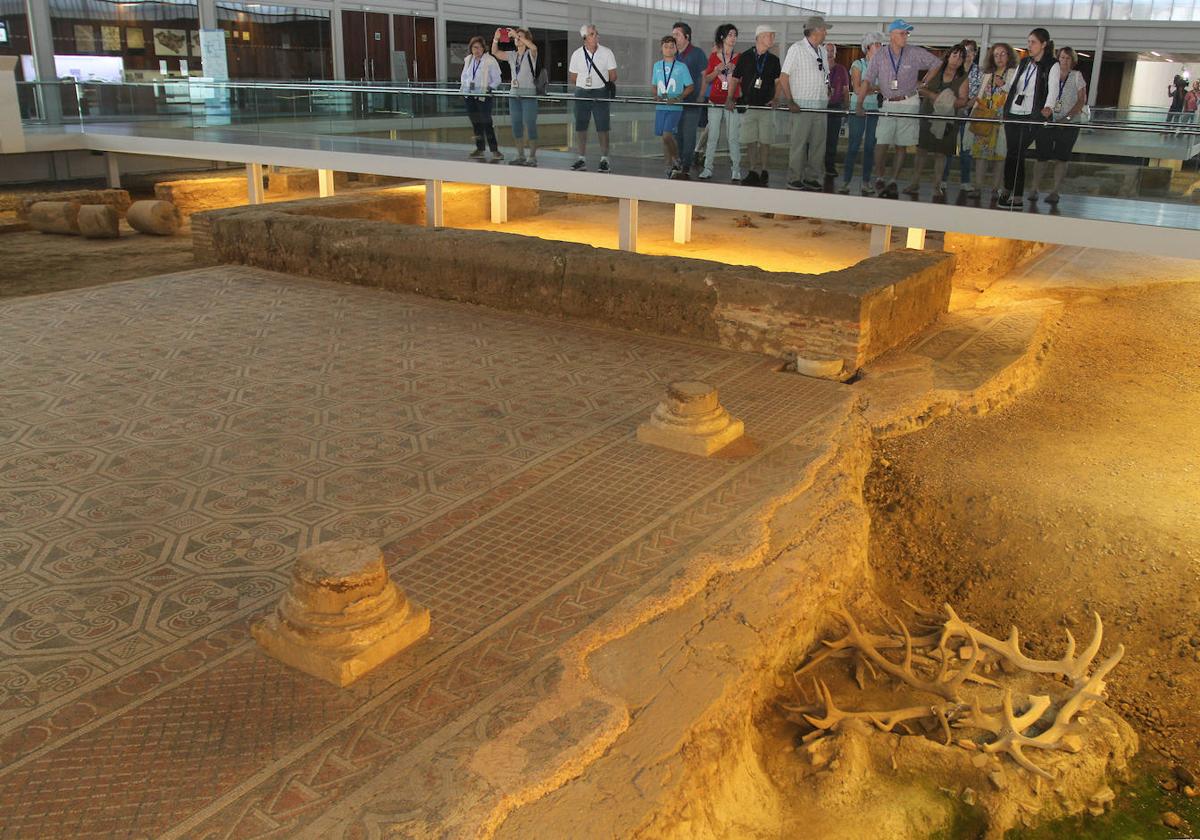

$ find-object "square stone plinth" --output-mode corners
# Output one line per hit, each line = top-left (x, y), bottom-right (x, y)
(636, 417), (745, 457)
(251, 605), (431, 687)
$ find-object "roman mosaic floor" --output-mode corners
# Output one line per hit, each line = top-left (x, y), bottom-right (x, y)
(0, 265), (851, 837)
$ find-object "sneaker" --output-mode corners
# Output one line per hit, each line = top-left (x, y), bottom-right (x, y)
(802, 179), (823, 192)
(489, 151), (504, 162)
(902, 182), (920, 196)
(509, 156), (527, 166)
(1045, 191), (1060, 205)
(741, 171), (759, 187)
(698, 168), (713, 180)
(731, 171), (743, 183)
(1025, 189), (1038, 202)
(884, 182), (900, 198)
(526, 157), (538, 168)
(860, 186), (876, 196)
(933, 181), (947, 199)
(598, 158), (611, 173)
(570, 158), (586, 171)
(672, 169), (690, 180)
(836, 182), (850, 194)
(666, 166), (679, 179)
(468, 149), (485, 159)
(961, 182), (978, 196)
(787, 179), (807, 190)
(874, 177), (886, 194)
(758, 170), (769, 187)
(997, 195), (1024, 209)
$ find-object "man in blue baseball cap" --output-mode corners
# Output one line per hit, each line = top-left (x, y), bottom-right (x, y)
(861, 18), (940, 197)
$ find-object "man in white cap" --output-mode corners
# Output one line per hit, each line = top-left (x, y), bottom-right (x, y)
(568, 24), (618, 172)
(778, 14), (832, 191)
(861, 18), (940, 197)
(730, 24), (781, 186)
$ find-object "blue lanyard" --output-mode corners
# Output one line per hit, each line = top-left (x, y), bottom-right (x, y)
(755, 50), (768, 76)
(661, 58), (678, 93)
(720, 49), (732, 76)
(887, 46), (904, 79)
(582, 47), (599, 80)
(1058, 73), (1068, 98)
(1019, 61), (1036, 94)
(470, 58), (481, 81)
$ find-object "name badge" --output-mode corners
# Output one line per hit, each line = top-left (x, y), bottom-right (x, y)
(512, 79), (519, 89)
(890, 79), (898, 90)
(754, 77), (762, 89)
(1014, 94), (1025, 106)
(584, 76), (592, 87)
(468, 83), (476, 91)
(720, 77), (729, 91)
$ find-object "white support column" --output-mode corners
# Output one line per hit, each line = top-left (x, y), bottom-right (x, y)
(318, 169), (335, 197)
(197, 0), (217, 29)
(0, 57), (25, 154)
(868, 224), (892, 256)
(24, 0), (61, 124)
(905, 227), (926, 250)
(104, 152), (120, 188)
(246, 162), (264, 205)
(673, 203), (692, 244)
(331, 0), (346, 81)
(1088, 26), (1105, 108)
(490, 184), (508, 224)
(425, 179), (444, 227)
(619, 198), (639, 253)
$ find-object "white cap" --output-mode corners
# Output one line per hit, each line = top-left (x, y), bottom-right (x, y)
(754, 24), (776, 36)
(579, 23), (594, 37)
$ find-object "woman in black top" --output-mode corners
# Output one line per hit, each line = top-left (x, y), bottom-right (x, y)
(1167, 75), (1187, 128)
(998, 28), (1055, 209)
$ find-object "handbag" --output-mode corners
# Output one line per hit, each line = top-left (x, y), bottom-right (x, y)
(535, 67), (549, 95)
(970, 102), (998, 139)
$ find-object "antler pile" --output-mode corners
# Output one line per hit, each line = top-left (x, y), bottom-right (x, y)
(782, 604), (1124, 779)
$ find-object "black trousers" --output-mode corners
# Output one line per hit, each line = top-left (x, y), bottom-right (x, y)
(465, 97), (498, 152)
(1002, 116), (1042, 197)
(824, 112), (844, 174)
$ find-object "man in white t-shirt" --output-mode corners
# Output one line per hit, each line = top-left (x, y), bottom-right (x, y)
(568, 24), (618, 172)
(778, 15), (832, 191)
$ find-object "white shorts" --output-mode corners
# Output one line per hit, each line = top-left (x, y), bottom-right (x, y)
(874, 96), (920, 148)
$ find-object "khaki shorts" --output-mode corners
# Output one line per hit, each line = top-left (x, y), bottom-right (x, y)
(740, 108), (776, 145)
(875, 96), (920, 147)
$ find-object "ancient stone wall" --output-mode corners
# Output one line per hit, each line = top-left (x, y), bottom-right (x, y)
(944, 232), (1047, 293)
(199, 197), (953, 376)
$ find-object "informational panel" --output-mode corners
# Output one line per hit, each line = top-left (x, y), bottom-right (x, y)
(197, 29), (230, 125)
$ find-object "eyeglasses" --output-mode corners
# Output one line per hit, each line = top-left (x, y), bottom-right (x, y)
(817, 57), (825, 71)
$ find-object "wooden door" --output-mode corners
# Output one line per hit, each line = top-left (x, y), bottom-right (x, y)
(343, 11), (391, 81)
(393, 16), (435, 82)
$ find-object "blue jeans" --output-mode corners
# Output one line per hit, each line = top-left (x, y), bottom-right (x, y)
(510, 96), (539, 141)
(674, 105), (702, 170)
(842, 112), (878, 186)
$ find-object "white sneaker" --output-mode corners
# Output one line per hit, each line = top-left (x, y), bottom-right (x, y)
(698, 168), (713, 180)
(731, 171), (743, 182)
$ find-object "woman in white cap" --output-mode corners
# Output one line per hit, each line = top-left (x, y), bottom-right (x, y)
(837, 31), (883, 194)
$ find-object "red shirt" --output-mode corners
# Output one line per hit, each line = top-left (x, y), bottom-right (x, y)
(705, 49), (738, 104)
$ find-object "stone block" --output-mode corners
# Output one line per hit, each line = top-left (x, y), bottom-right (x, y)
(127, 200), (183, 235)
(636, 381), (744, 456)
(77, 205), (120, 239)
(28, 200), (81, 235)
(252, 539), (430, 687)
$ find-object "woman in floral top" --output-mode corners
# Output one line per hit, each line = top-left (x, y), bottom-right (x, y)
(968, 42), (1017, 203)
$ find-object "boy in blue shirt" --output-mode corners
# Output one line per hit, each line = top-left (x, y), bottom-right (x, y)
(652, 35), (694, 179)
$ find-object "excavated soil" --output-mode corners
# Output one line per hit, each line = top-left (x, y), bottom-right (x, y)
(866, 275), (1200, 803)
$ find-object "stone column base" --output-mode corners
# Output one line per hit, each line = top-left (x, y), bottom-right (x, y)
(252, 539), (430, 687)
(636, 381), (744, 457)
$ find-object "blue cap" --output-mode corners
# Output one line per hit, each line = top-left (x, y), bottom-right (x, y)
(887, 19), (914, 33)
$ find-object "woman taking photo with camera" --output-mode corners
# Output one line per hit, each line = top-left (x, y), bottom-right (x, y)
(461, 35), (503, 162)
(493, 27), (541, 166)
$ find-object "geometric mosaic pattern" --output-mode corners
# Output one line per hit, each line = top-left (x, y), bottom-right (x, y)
(0, 266), (848, 838)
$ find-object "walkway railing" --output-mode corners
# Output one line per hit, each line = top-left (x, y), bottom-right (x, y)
(7, 78), (1200, 257)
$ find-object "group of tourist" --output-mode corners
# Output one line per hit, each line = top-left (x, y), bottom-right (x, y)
(455, 17), (1138, 208)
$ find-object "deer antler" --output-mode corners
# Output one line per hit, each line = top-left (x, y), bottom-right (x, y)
(785, 678), (954, 736)
(941, 605), (1104, 686)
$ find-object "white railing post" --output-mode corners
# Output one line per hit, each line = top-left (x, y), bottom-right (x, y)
(246, 162), (264, 205)
(619, 198), (639, 252)
(869, 224), (892, 256)
(673, 203), (692, 244)
(425, 179), (444, 227)
(490, 184), (508, 224)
